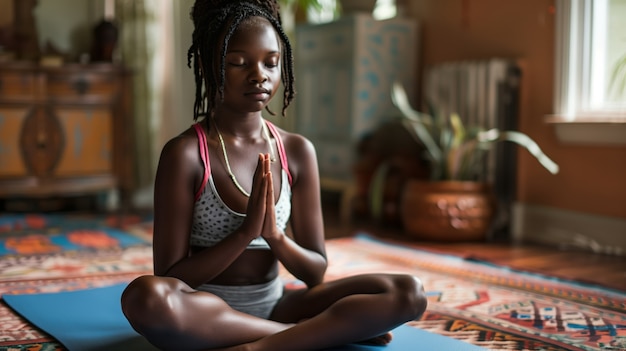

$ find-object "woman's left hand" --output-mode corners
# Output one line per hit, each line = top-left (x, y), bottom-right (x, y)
(260, 153), (283, 243)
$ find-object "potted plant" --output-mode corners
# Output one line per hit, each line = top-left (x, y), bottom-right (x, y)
(370, 82), (559, 241)
(279, 0), (325, 15)
(278, 0), (338, 28)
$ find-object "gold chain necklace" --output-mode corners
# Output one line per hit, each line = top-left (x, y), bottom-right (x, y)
(213, 118), (276, 197)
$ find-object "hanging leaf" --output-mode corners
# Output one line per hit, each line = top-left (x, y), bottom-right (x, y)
(390, 81), (560, 180)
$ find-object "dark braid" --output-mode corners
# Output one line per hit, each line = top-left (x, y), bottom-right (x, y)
(187, 0), (296, 121)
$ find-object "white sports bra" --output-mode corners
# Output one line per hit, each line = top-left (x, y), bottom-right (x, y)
(189, 121), (292, 249)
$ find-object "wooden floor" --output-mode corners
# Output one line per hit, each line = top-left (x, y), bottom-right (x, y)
(321, 198), (626, 293)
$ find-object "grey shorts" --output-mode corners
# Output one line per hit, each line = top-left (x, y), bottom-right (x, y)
(197, 278), (283, 319)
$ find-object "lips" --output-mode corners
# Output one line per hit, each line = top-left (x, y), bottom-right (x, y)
(245, 88), (271, 101)
(246, 88), (270, 95)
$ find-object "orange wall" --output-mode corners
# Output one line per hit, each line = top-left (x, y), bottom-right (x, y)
(0, 0), (11, 27)
(408, 0), (626, 219)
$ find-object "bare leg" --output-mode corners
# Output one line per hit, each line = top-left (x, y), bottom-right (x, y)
(122, 273), (426, 351)
(219, 273), (427, 351)
(121, 275), (292, 351)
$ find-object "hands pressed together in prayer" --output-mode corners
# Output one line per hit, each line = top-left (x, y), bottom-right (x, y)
(244, 153), (282, 244)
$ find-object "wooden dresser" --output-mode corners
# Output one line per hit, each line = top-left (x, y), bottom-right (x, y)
(0, 62), (134, 209)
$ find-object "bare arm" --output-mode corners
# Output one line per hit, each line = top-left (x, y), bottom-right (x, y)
(262, 133), (327, 287)
(152, 133), (269, 288)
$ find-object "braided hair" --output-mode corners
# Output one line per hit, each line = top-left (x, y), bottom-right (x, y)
(187, 0), (296, 121)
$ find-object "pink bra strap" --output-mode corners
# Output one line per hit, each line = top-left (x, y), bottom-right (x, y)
(266, 121), (292, 186)
(192, 123), (210, 201)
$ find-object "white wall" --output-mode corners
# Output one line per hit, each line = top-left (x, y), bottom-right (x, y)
(132, 0), (196, 209)
(34, 0), (104, 59)
(165, 0), (195, 143)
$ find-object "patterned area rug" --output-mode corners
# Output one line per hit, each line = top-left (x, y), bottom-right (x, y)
(297, 235), (626, 351)
(0, 214), (624, 351)
(0, 213), (153, 350)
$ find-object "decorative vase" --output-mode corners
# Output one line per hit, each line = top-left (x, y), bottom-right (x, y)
(13, 0), (40, 61)
(91, 19), (118, 62)
(400, 180), (496, 242)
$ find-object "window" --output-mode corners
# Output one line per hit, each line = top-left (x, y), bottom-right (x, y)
(306, 0), (397, 23)
(554, 0), (626, 120)
(551, 0), (626, 145)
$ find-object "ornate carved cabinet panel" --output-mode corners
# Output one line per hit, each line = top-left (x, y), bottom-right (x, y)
(295, 14), (419, 181)
(0, 63), (134, 204)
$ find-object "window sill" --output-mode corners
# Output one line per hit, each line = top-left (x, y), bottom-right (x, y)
(545, 115), (626, 146)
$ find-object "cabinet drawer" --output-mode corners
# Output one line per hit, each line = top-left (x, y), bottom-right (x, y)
(46, 73), (118, 103)
(296, 22), (353, 61)
(0, 71), (37, 101)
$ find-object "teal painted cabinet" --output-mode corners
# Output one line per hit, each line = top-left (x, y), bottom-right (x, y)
(295, 14), (419, 181)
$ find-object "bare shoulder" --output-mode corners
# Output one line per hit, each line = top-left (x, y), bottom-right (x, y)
(271, 125), (317, 183)
(156, 127), (203, 183)
(272, 125), (316, 159)
(161, 128), (198, 157)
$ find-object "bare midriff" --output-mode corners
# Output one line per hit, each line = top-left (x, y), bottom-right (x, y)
(191, 246), (279, 286)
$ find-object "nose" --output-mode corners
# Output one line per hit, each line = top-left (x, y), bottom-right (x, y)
(249, 63), (268, 83)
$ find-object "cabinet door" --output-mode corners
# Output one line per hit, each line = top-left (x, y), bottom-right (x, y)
(297, 63), (352, 139)
(315, 140), (354, 180)
(296, 20), (354, 141)
(52, 107), (112, 176)
(0, 107), (31, 177)
(20, 107), (64, 177)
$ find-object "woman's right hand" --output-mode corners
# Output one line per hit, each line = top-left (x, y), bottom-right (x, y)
(240, 153), (271, 239)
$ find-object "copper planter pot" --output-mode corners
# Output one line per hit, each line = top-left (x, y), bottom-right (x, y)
(400, 180), (496, 242)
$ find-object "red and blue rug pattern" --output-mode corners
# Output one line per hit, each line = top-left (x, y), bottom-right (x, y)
(0, 213), (152, 256)
(0, 214), (624, 351)
(0, 213), (153, 350)
(281, 235), (626, 351)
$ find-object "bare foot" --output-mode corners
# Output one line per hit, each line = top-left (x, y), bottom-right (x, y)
(357, 332), (393, 346)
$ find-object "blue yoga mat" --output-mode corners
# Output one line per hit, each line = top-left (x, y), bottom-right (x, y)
(3, 283), (484, 351)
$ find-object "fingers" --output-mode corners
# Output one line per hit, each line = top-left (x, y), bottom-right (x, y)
(250, 153), (271, 198)
(262, 152), (271, 175)
(260, 152), (273, 208)
(242, 154), (269, 238)
(254, 154), (266, 183)
(262, 156), (278, 240)
(266, 165), (275, 208)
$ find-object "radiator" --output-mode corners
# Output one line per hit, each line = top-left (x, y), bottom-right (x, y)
(422, 59), (522, 239)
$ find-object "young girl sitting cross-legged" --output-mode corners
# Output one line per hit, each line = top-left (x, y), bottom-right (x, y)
(120, 1), (427, 350)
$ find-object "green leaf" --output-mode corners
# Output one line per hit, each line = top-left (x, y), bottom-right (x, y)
(390, 82), (559, 181)
(391, 82), (442, 164)
(449, 113), (465, 148)
(368, 162), (390, 221)
(478, 129), (560, 174)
